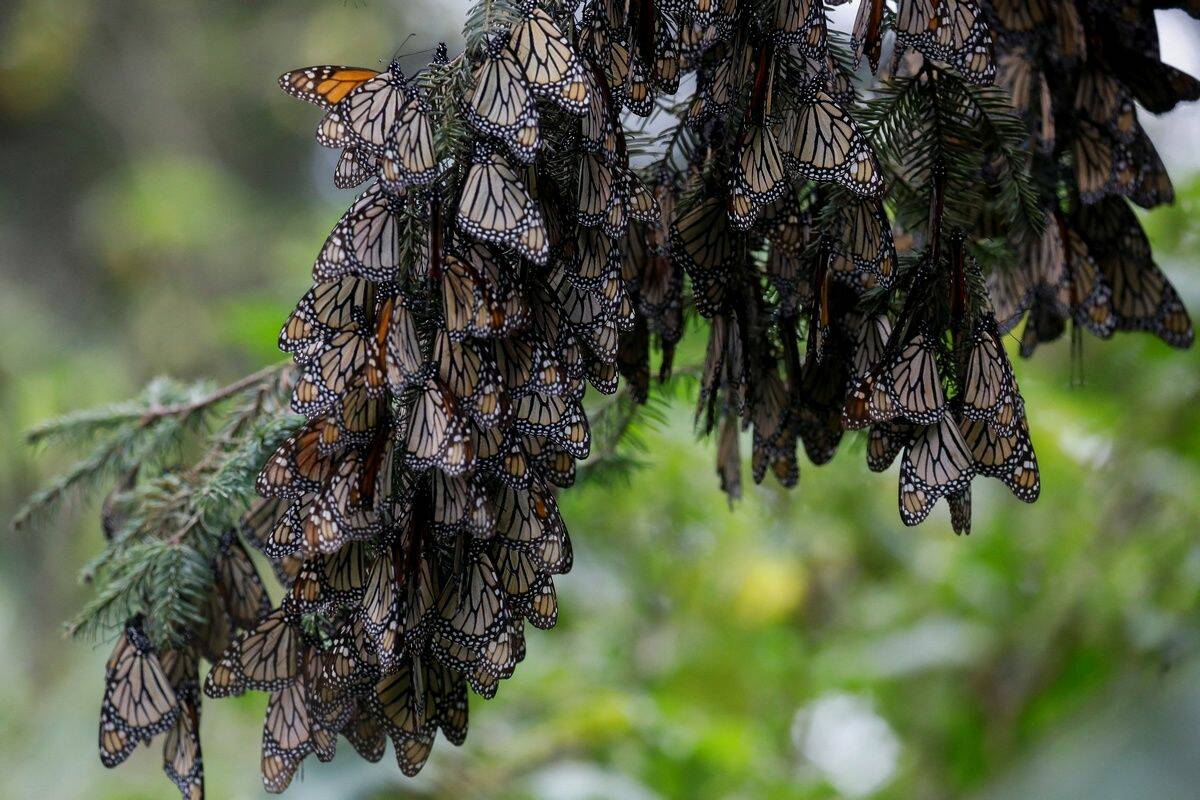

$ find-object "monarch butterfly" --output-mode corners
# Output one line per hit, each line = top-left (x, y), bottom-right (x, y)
(279, 65), (379, 108)
(765, 247), (811, 317)
(334, 146), (377, 190)
(686, 55), (736, 125)
(751, 367), (800, 487)
(509, 5), (590, 114)
(896, 0), (995, 85)
(1076, 198), (1194, 348)
(368, 661), (424, 741)
(404, 377), (473, 474)
(1047, 0), (1085, 61)
(257, 425), (330, 501)
(427, 660), (470, 745)
(435, 329), (509, 427)
(441, 245), (528, 340)
(960, 317), (1022, 436)
(303, 444), (390, 553)
(995, 0), (1047, 30)
(471, 614), (526, 697)
(670, 197), (738, 317)
(577, 153), (616, 229)
(852, 314), (892, 380)
(436, 552), (512, 649)
(551, 261), (608, 329)
(380, 101), (437, 190)
(291, 332), (373, 419)
(336, 379), (388, 442)
(499, 335), (570, 401)
(569, 226), (620, 290)
(214, 531), (272, 630)
(431, 469), (494, 537)
(756, 187), (815, 257)
(513, 392), (591, 458)
(290, 542), (372, 615)
(625, 167), (662, 224)
(960, 413), (1040, 502)
(323, 617), (379, 691)
(715, 416), (742, 499)
(867, 420), (914, 473)
(650, 10), (683, 95)
(335, 60), (412, 150)
(992, 212), (1115, 350)
(1075, 68), (1136, 143)
(491, 526), (541, 598)
(379, 295), (428, 394)
(996, 47), (1034, 112)
(370, 664), (440, 775)
(99, 622), (180, 768)
(1075, 119), (1139, 205)
(827, 198), (896, 290)
(261, 681), (321, 793)
(730, 124), (788, 229)
(780, 88), (884, 197)
(306, 658), (353, 749)
(239, 498), (304, 587)
(848, 326), (947, 428)
(696, 313), (745, 432)
(851, 0), (885, 72)
(315, 181), (409, 284)
(581, 67), (620, 158)
(358, 552), (401, 668)
(618, 41), (656, 117)
(898, 412), (975, 526)
(615, 316), (650, 399)
(496, 482), (571, 575)
(1104, 47), (1200, 115)
(204, 607), (303, 698)
(529, 436), (579, 488)
(457, 146), (549, 263)
(341, 702), (388, 763)
(511, 573), (560, 629)
(470, 425), (529, 488)
(625, 229), (685, 344)
(280, 277), (374, 352)
(1129, 133), (1175, 209)
(155, 650), (203, 800)
(774, 0), (827, 58)
(322, 541), (372, 607)
(464, 39), (542, 163)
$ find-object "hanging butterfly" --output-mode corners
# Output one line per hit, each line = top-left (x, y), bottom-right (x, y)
(779, 86), (884, 197)
(463, 38), (542, 163)
(508, 3), (590, 114)
(898, 411), (976, 526)
(457, 144), (549, 263)
(99, 621), (180, 768)
(204, 607), (304, 698)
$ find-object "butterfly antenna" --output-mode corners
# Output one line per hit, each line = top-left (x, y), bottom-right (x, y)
(388, 33), (418, 65)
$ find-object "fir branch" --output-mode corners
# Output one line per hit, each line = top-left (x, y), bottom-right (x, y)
(13, 363), (291, 531)
(959, 81), (1045, 236)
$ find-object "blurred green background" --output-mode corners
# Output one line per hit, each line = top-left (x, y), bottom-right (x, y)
(3, 2), (1200, 798)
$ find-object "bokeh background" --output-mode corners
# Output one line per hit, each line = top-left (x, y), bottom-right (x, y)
(2, 2), (1200, 798)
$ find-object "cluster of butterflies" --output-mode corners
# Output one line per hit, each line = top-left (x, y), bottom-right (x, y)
(95, 0), (1196, 795)
(988, 0), (1198, 354)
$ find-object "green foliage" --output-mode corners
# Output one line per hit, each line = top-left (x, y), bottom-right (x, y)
(862, 68), (1041, 239)
(17, 364), (296, 648)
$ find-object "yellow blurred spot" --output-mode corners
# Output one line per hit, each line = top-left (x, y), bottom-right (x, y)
(732, 556), (805, 625)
